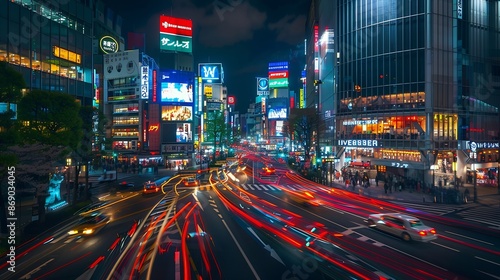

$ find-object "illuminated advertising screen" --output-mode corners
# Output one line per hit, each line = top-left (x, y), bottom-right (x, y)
(198, 63), (223, 83)
(268, 108), (287, 119)
(159, 16), (192, 54)
(160, 82), (193, 103)
(268, 71), (288, 79)
(161, 106), (193, 121)
(269, 78), (288, 88)
(175, 123), (192, 142)
(268, 61), (288, 71)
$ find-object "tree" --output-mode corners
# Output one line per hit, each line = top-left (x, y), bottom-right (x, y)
(204, 110), (229, 163)
(288, 108), (320, 162)
(17, 90), (83, 149)
(0, 61), (26, 145)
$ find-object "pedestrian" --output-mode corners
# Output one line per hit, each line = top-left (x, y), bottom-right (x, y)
(375, 174), (379, 187)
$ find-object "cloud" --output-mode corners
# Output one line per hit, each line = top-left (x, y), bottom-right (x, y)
(171, 0), (267, 48)
(268, 15), (306, 45)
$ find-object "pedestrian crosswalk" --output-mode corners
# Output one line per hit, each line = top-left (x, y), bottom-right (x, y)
(393, 202), (464, 216)
(457, 206), (500, 229)
(394, 202), (500, 229)
(239, 184), (319, 192)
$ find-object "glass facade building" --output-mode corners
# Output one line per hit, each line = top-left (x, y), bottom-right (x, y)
(0, 0), (94, 105)
(314, 0), (500, 185)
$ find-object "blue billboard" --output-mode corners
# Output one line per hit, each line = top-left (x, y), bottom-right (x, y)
(159, 70), (195, 104)
(198, 63), (223, 83)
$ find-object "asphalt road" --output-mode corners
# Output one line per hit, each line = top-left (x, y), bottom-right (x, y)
(2, 158), (499, 280)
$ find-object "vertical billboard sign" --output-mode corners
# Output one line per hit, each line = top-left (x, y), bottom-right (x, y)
(299, 88), (305, 108)
(159, 15), (193, 53)
(257, 77), (269, 96)
(152, 70), (157, 103)
(141, 66), (149, 99)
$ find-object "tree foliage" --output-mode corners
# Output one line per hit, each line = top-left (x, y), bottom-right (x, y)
(204, 110), (229, 161)
(288, 108), (320, 160)
(0, 61), (26, 145)
(17, 90), (83, 149)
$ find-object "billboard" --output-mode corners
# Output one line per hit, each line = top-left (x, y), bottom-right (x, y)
(161, 106), (193, 121)
(257, 77), (269, 95)
(159, 15), (193, 54)
(269, 78), (288, 88)
(268, 61), (288, 71)
(175, 123), (192, 142)
(268, 108), (287, 119)
(268, 71), (288, 79)
(198, 63), (223, 83)
(227, 96), (235, 105)
(103, 49), (140, 80)
(141, 66), (149, 99)
(160, 82), (193, 103)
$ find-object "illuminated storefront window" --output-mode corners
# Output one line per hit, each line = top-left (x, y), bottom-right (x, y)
(112, 128), (139, 137)
(338, 115), (426, 140)
(433, 113), (457, 140)
(113, 117), (139, 125)
(113, 104), (139, 114)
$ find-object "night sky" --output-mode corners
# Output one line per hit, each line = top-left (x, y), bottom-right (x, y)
(103, 0), (310, 112)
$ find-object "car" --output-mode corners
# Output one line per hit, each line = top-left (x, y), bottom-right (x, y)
(183, 177), (199, 187)
(260, 165), (276, 176)
(287, 190), (321, 206)
(119, 181), (135, 188)
(143, 181), (160, 195)
(366, 213), (437, 242)
(68, 213), (110, 236)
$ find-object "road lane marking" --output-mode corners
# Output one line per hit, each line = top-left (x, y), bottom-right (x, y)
(444, 231), (495, 245)
(475, 256), (500, 267)
(20, 258), (54, 279)
(221, 219), (261, 280)
(430, 241), (460, 252)
(476, 270), (500, 280)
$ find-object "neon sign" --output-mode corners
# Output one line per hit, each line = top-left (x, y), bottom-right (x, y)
(149, 125), (159, 132)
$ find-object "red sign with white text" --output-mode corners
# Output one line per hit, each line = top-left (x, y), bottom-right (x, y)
(268, 71), (288, 79)
(159, 15), (193, 37)
(228, 96), (235, 105)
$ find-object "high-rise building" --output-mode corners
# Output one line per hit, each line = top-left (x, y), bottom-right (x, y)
(311, 0), (500, 186)
(1, 0), (95, 104)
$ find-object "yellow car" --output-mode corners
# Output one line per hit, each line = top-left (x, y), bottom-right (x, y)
(68, 213), (109, 236)
(288, 190), (320, 207)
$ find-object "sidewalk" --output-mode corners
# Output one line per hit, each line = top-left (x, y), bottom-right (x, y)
(330, 179), (500, 207)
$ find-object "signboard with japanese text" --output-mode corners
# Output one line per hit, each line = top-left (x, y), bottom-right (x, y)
(160, 33), (192, 53)
(159, 15), (192, 54)
(162, 143), (194, 153)
(103, 49), (140, 80)
(159, 15), (193, 36)
(100, 35), (119, 54)
(204, 84), (213, 99)
(269, 78), (288, 88)
(141, 66), (149, 99)
(198, 63), (223, 83)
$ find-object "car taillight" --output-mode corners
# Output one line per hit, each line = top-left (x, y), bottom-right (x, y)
(418, 231), (427, 236)
(430, 229), (436, 234)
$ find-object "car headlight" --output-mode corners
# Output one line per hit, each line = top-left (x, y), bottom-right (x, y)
(83, 229), (94, 234)
(68, 230), (78, 235)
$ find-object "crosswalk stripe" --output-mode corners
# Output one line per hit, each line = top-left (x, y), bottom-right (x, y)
(254, 185), (262, 190)
(241, 184), (249, 190)
(266, 185), (276, 191)
(260, 185), (268, 190)
(287, 185), (298, 191)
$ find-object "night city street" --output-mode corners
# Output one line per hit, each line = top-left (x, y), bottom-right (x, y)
(1, 0), (500, 280)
